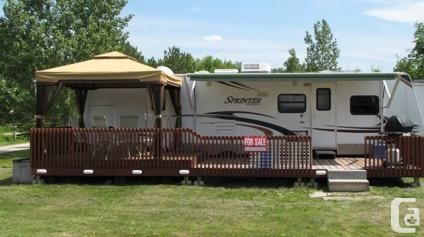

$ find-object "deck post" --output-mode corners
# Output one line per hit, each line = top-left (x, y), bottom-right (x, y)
(194, 176), (204, 186)
(32, 176), (44, 185)
(413, 177), (421, 187)
(294, 177), (303, 187)
(309, 178), (317, 188)
(181, 176), (191, 185)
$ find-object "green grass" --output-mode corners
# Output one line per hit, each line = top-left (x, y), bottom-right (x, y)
(0, 136), (28, 146)
(0, 151), (423, 237)
(0, 150), (29, 168)
(0, 126), (28, 146)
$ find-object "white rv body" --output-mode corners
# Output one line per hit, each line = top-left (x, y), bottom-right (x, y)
(84, 88), (175, 129)
(182, 77), (383, 155)
(83, 72), (419, 156)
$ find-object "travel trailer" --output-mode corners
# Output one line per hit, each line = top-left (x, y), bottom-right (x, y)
(84, 65), (421, 156)
(30, 53), (424, 184)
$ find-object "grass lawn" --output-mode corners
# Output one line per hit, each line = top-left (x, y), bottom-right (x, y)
(0, 126), (28, 146)
(0, 150), (29, 168)
(0, 136), (28, 146)
(0, 150), (423, 237)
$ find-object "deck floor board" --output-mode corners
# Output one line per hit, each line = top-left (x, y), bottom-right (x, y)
(312, 157), (367, 171)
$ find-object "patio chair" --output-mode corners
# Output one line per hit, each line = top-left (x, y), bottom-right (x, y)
(93, 115), (108, 128)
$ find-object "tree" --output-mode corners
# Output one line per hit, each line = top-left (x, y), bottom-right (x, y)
(158, 46), (196, 73)
(0, 0), (139, 128)
(195, 55), (240, 73)
(283, 48), (304, 72)
(146, 57), (159, 68)
(394, 23), (424, 79)
(304, 19), (340, 72)
(122, 42), (145, 63)
(272, 48), (304, 72)
(370, 65), (382, 72)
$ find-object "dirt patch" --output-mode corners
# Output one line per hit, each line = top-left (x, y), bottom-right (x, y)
(310, 190), (384, 201)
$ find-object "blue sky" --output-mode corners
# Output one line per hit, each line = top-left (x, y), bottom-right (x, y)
(1, 0), (422, 71)
(123, 0), (423, 72)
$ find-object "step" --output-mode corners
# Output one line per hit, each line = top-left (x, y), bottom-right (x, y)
(327, 170), (367, 180)
(315, 150), (336, 159)
(328, 179), (370, 192)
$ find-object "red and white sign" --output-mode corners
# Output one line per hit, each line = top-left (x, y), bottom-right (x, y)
(244, 136), (269, 152)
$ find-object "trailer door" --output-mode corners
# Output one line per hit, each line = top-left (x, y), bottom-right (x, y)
(311, 84), (336, 150)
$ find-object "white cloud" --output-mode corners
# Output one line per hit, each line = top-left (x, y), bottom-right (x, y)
(364, 1), (424, 24)
(202, 34), (224, 41)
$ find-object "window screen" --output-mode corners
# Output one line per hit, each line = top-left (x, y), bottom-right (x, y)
(350, 96), (379, 115)
(278, 94), (306, 113)
(316, 88), (331, 111)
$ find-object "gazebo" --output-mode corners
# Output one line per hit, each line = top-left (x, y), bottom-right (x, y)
(34, 51), (182, 128)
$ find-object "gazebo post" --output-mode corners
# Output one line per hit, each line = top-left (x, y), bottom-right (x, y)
(35, 83), (63, 128)
(35, 84), (47, 128)
(169, 87), (182, 128)
(148, 84), (165, 159)
(148, 84), (165, 128)
(169, 87), (182, 152)
(74, 88), (88, 128)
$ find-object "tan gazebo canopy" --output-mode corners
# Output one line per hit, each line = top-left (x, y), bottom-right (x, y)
(34, 52), (182, 128)
(35, 51), (181, 87)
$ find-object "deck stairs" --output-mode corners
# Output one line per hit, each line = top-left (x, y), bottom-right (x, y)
(327, 170), (369, 192)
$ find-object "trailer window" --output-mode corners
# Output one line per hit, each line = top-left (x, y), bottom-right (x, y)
(350, 96), (379, 115)
(316, 88), (331, 111)
(278, 94), (306, 113)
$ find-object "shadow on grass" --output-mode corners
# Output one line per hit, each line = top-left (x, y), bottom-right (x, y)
(1, 174), (419, 190)
(369, 178), (414, 188)
(22, 176), (325, 189)
(0, 176), (13, 185)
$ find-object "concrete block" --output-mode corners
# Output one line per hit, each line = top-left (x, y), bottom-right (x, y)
(327, 170), (367, 180)
(328, 179), (369, 192)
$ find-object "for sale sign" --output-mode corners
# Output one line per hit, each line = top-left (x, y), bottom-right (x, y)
(244, 136), (269, 152)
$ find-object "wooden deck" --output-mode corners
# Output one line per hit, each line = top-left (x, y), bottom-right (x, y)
(30, 128), (424, 178)
(313, 157), (368, 171)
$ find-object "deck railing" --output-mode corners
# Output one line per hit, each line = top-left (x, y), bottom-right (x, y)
(30, 128), (313, 177)
(365, 135), (424, 177)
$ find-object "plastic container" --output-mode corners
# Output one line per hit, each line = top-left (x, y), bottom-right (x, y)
(12, 158), (32, 184)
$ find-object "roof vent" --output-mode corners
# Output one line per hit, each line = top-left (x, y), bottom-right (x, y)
(214, 69), (239, 74)
(157, 66), (174, 75)
(241, 63), (271, 73)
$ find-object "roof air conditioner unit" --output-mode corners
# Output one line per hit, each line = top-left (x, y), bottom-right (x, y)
(214, 69), (239, 74)
(194, 70), (210, 74)
(241, 63), (271, 73)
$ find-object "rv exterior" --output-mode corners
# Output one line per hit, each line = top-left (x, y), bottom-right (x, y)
(84, 88), (176, 129)
(84, 69), (420, 156)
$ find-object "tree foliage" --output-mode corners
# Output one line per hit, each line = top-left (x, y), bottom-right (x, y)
(304, 19), (340, 72)
(146, 49), (240, 73)
(394, 23), (424, 79)
(146, 57), (159, 68)
(195, 55), (240, 73)
(157, 46), (196, 74)
(283, 48), (304, 72)
(0, 0), (139, 128)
